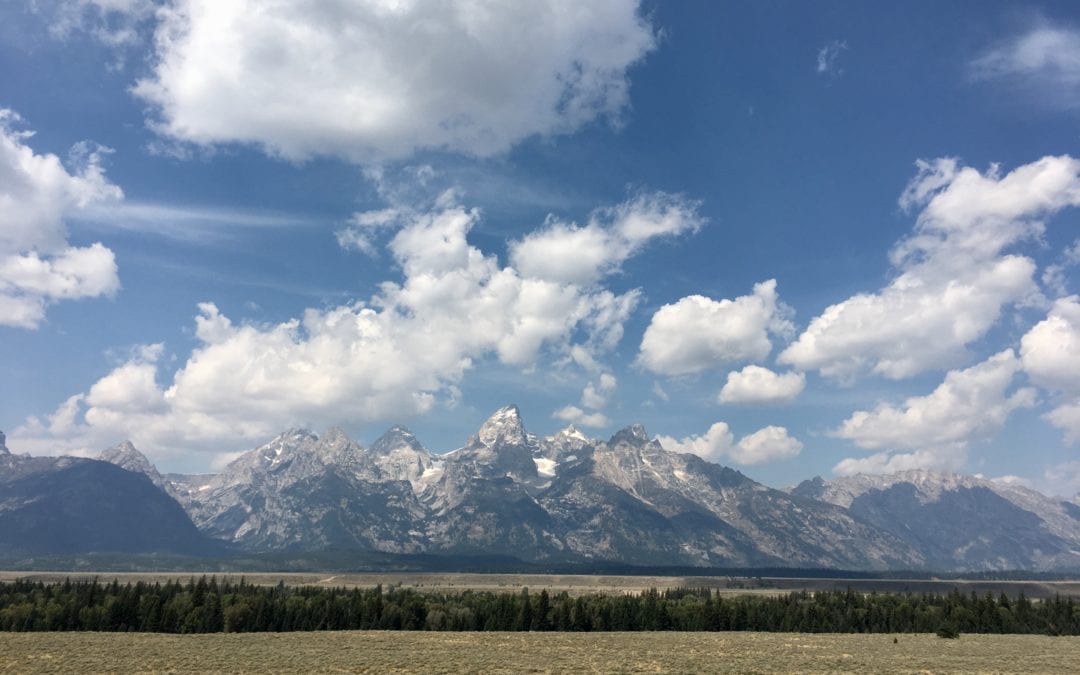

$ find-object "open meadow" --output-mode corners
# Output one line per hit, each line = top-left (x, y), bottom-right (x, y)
(1, 571), (1076, 599)
(1, 631), (1077, 673)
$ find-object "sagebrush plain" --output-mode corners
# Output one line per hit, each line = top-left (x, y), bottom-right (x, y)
(1, 631), (1077, 673)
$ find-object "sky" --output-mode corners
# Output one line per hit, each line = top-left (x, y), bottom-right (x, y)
(3, 1), (1080, 495)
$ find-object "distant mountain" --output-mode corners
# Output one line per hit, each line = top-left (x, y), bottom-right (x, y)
(168, 427), (430, 552)
(0, 448), (220, 557)
(537, 422), (922, 569)
(791, 471), (1080, 572)
(98, 441), (167, 490)
(20, 410), (1080, 572)
(159, 406), (922, 569)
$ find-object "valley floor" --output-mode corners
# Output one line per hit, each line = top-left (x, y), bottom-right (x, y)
(2, 571), (1078, 599)
(1, 631), (1077, 673)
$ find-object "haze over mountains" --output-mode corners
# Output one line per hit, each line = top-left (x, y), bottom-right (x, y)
(1, 411), (1078, 572)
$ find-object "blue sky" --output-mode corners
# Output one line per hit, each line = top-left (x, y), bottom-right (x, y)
(3, 1), (1080, 495)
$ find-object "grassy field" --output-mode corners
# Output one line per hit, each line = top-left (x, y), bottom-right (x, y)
(0, 631), (1077, 673)
(1, 571), (1077, 599)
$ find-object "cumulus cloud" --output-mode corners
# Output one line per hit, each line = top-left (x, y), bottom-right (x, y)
(336, 207), (408, 257)
(132, 0), (657, 162)
(638, 279), (794, 376)
(656, 422), (802, 466)
(832, 450), (960, 477)
(780, 156), (1080, 380)
(510, 192), (703, 286)
(581, 373), (617, 410)
(12, 193), (666, 460)
(718, 365), (805, 404)
(831, 350), (1037, 475)
(1021, 296), (1080, 442)
(552, 406), (610, 429)
(1021, 295), (1080, 392)
(971, 25), (1080, 108)
(0, 109), (123, 328)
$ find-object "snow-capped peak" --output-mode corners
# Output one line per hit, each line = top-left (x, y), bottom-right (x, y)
(556, 424), (589, 442)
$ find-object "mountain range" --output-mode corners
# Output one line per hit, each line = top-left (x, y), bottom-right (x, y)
(1, 411), (1079, 572)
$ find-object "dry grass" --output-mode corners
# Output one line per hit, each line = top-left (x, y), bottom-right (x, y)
(0, 631), (1077, 673)
(1, 571), (1076, 599)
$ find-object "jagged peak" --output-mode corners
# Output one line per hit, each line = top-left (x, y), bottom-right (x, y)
(319, 426), (352, 444)
(609, 423), (649, 446)
(477, 404), (527, 447)
(224, 427), (319, 471)
(277, 427), (318, 442)
(371, 425), (425, 455)
(97, 440), (164, 486)
(555, 424), (590, 442)
(98, 440), (154, 469)
(0, 430), (8, 455)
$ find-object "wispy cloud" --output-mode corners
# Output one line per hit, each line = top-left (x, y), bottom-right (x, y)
(971, 24), (1080, 108)
(816, 39), (848, 76)
(73, 201), (323, 243)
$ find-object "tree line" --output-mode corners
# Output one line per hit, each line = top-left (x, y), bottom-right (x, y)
(0, 578), (1077, 635)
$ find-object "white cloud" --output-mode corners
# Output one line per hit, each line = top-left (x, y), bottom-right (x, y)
(509, 192), (703, 286)
(42, 0), (156, 47)
(581, 373), (617, 410)
(1021, 295), (1080, 393)
(831, 350), (1037, 474)
(1043, 460), (1080, 497)
(732, 426), (803, 464)
(816, 39), (848, 76)
(780, 156), (1080, 380)
(971, 26), (1080, 108)
(833, 449), (960, 477)
(1045, 402), (1080, 444)
(335, 207), (408, 256)
(132, 0), (657, 162)
(0, 109), (123, 328)
(638, 279), (794, 376)
(552, 405), (610, 429)
(718, 365), (805, 404)
(13, 194), (654, 460)
(656, 422), (802, 466)
(73, 200), (318, 244)
(1042, 239), (1080, 297)
(988, 474), (1035, 489)
(1020, 295), (1080, 443)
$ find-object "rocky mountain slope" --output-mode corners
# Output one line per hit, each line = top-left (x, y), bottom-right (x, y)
(0, 432), (220, 556)
(168, 427), (429, 552)
(792, 471), (1080, 571)
(130, 407), (921, 569)
(16, 412), (1080, 572)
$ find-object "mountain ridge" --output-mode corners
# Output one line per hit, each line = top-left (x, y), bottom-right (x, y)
(13, 408), (1080, 572)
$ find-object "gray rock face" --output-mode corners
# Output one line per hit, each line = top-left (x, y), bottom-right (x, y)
(0, 431), (8, 455)
(536, 427), (923, 569)
(98, 441), (167, 490)
(792, 471), (1080, 571)
(368, 425), (434, 490)
(153, 408), (923, 569)
(69, 406), (1068, 572)
(170, 429), (428, 552)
